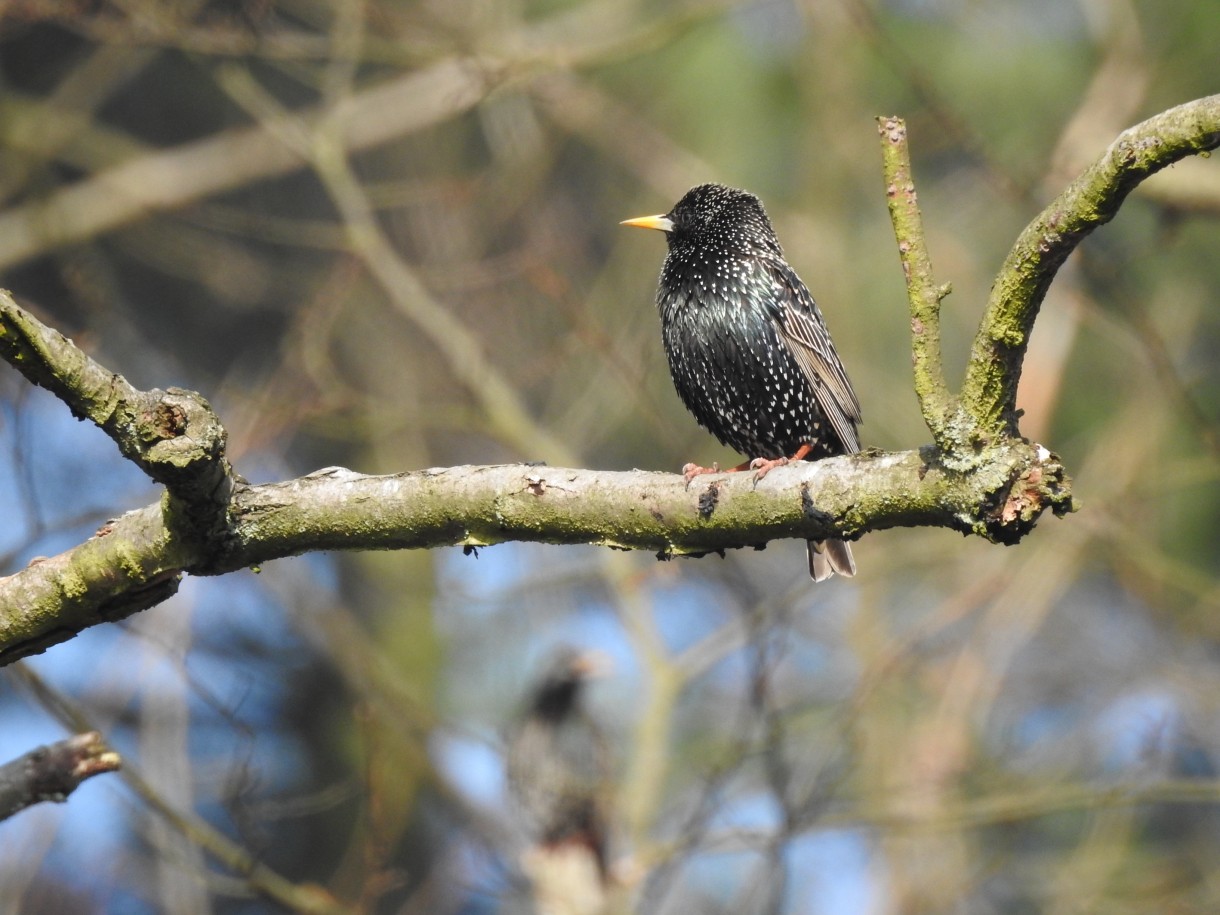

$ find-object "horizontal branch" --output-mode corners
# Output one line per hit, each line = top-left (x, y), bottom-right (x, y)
(0, 445), (1072, 666)
(0, 2), (727, 271)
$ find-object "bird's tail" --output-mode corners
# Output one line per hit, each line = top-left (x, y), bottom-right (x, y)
(807, 539), (856, 582)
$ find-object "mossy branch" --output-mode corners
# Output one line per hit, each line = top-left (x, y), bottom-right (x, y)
(877, 115), (957, 449)
(0, 444), (1071, 665)
(876, 95), (1220, 461)
(0, 290), (1071, 663)
(0, 308), (1068, 673)
(0, 292), (233, 536)
(961, 94), (1220, 436)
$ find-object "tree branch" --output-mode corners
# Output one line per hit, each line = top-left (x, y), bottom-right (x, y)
(877, 115), (957, 449)
(0, 441), (1071, 666)
(9, 664), (353, 914)
(0, 292), (233, 536)
(0, 731), (121, 822)
(0, 2), (731, 271)
(961, 94), (1220, 436)
(0, 290), (1074, 662)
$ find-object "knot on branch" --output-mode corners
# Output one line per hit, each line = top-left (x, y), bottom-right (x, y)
(0, 292), (236, 543)
(978, 444), (1076, 545)
(141, 399), (188, 441)
(109, 386), (233, 548)
(922, 403), (1004, 476)
(137, 387), (234, 551)
(134, 387), (229, 494)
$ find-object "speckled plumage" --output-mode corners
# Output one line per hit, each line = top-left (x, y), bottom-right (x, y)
(625, 183), (862, 581)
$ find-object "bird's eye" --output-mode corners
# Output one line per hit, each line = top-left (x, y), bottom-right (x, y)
(689, 208), (715, 231)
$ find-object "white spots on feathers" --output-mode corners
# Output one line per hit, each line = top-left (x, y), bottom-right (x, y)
(651, 183), (861, 461)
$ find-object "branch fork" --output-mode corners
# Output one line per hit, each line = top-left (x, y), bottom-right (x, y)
(877, 95), (1220, 471)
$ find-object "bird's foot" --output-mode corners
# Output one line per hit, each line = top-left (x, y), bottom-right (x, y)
(750, 443), (816, 482)
(749, 456), (789, 481)
(682, 462), (720, 485)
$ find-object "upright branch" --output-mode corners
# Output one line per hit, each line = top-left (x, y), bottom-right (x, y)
(876, 116), (957, 450)
(961, 94), (1220, 437)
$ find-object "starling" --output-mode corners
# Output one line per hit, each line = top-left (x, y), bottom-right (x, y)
(506, 649), (612, 878)
(622, 183), (861, 581)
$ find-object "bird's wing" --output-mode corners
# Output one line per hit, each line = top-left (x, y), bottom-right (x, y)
(767, 260), (862, 453)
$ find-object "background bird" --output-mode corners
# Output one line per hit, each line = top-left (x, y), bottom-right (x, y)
(506, 648), (613, 882)
(622, 183), (862, 581)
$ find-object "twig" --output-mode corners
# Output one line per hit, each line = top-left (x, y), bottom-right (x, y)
(0, 1), (731, 271)
(0, 731), (121, 822)
(213, 63), (577, 467)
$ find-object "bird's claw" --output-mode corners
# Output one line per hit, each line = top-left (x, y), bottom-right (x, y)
(749, 456), (789, 482)
(682, 462), (720, 486)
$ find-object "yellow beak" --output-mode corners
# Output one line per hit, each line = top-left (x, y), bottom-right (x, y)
(620, 214), (674, 233)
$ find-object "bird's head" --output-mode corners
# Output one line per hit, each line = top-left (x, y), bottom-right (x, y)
(621, 183), (782, 257)
(529, 648), (612, 723)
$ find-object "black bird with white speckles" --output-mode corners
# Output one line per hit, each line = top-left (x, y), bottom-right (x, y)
(623, 183), (862, 581)
(506, 649), (612, 879)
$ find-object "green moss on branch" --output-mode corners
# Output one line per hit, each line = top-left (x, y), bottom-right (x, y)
(962, 95), (1220, 435)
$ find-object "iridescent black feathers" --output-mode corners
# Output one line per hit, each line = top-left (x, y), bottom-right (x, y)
(623, 184), (861, 580)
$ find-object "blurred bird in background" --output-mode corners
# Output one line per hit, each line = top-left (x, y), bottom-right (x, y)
(623, 184), (862, 581)
(506, 648), (615, 915)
